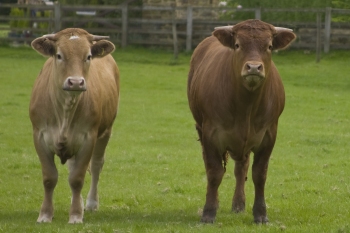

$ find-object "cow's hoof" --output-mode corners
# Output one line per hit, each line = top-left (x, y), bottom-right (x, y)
(254, 216), (269, 224)
(200, 216), (215, 224)
(68, 215), (83, 224)
(85, 199), (99, 211)
(232, 202), (245, 213)
(37, 216), (53, 223)
(200, 210), (216, 223)
(37, 213), (53, 223)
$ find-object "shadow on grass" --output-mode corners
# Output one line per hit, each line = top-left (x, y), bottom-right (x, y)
(0, 207), (254, 227)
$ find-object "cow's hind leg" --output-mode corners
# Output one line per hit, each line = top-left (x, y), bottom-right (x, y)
(232, 153), (250, 213)
(197, 125), (225, 223)
(86, 129), (111, 211)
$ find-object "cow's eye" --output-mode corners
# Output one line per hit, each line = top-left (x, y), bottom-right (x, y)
(234, 43), (239, 49)
(56, 54), (62, 60)
(87, 55), (92, 61)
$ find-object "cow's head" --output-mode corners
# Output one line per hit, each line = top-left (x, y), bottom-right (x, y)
(31, 28), (115, 93)
(213, 19), (296, 92)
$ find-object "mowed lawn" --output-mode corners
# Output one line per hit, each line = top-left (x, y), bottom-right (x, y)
(0, 45), (350, 233)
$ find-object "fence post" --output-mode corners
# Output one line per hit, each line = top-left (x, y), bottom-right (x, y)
(186, 6), (193, 52)
(324, 7), (331, 53)
(172, 9), (178, 60)
(316, 13), (321, 63)
(121, 3), (128, 48)
(255, 8), (261, 20)
(54, 3), (61, 32)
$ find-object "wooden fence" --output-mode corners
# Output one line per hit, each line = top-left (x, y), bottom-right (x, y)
(1, 3), (350, 53)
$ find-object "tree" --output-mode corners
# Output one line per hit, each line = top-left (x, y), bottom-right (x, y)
(0, 0), (17, 16)
(219, 0), (334, 22)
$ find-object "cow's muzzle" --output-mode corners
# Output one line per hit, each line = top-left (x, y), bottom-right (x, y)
(242, 61), (265, 77)
(63, 77), (87, 92)
(241, 61), (265, 91)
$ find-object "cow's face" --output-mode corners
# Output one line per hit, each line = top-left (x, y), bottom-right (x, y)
(31, 28), (115, 94)
(213, 20), (296, 92)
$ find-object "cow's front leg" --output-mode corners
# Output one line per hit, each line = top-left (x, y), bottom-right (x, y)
(232, 154), (250, 213)
(200, 134), (225, 223)
(34, 132), (58, 223)
(67, 138), (95, 224)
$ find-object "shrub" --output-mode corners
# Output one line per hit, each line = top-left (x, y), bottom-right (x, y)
(9, 8), (29, 28)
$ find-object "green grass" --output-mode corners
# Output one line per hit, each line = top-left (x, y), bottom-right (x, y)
(1, 46), (350, 232)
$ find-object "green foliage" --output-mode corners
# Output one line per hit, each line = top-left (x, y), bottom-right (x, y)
(36, 10), (51, 29)
(99, 0), (142, 5)
(219, 0), (334, 22)
(57, 0), (143, 28)
(332, 0), (350, 8)
(232, 0), (332, 7)
(332, 0), (350, 22)
(9, 8), (30, 28)
(0, 0), (17, 16)
(58, 0), (142, 5)
(1, 46), (350, 232)
(218, 0), (239, 20)
(58, 0), (97, 4)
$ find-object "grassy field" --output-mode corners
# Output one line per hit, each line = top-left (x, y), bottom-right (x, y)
(0, 45), (350, 233)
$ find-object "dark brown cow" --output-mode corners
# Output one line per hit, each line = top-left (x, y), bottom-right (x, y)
(30, 28), (119, 223)
(187, 19), (295, 223)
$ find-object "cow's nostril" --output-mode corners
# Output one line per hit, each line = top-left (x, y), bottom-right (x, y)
(246, 63), (263, 73)
(79, 79), (84, 86)
(68, 79), (73, 86)
(63, 77), (86, 92)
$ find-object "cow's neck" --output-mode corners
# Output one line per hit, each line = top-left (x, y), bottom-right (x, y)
(50, 87), (82, 142)
(233, 84), (266, 125)
(236, 84), (263, 107)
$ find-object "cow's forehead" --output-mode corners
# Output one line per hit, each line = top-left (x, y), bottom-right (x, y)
(56, 28), (90, 37)
(234, 23), (274, 44)
(233, 20), (274, 37)
(234, 19), (273, 30)
(55, 29), (91, 54)
(55, 28), (92, 45)
(56, 39), (91, 57)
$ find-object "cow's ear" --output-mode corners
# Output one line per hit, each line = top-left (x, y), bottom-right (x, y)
(273, 30), (296, 50)
(31, 37), (56, 56)
(213, 28), (234, 48)
(91, 40), (115, 58)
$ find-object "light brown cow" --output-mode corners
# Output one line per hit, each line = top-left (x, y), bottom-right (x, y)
(187, 20), (296, 223)
(30, 28), (119, 223)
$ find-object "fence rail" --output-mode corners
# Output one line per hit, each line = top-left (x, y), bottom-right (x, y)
(1, 3), (350, 53)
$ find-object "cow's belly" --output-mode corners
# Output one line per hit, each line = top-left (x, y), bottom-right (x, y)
(42, 126), (87, 161)
(215, 125), (267, 159)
